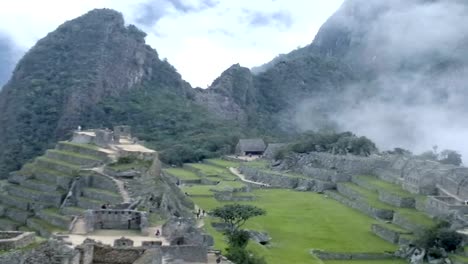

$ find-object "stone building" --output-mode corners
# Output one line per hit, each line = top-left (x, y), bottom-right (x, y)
(235, 139), (266, 156)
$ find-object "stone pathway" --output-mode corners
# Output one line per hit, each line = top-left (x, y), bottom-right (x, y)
(229, 167), (270, 187)
(91, 166), (131, 203)
(70, 216), (87, 235)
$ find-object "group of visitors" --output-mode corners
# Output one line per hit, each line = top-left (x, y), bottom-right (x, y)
(196, 208), (206, 219)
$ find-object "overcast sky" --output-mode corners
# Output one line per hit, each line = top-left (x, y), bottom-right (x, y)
(0, 0), (343, 88)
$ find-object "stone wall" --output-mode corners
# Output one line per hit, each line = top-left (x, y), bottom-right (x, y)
(0, 239), (80, 264)
(92, 245), (145, 264)
(239, 165), (335, 192)
(84, 209), (147, 232)
(0, 232), (35, 251)
(310, 249), (395, 260)
(378, 191), (415, 208)
(162, 245), (208, 263)
(424, 196), (468, 217)
(325, 190), (394, 220)
(371, 224), (412, 244)
(392, 213), (427, 232)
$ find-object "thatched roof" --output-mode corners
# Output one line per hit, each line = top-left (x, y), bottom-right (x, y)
(237, 139), (266, 153)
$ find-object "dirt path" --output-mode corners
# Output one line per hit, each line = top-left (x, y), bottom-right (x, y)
(229, 167), (270, 187)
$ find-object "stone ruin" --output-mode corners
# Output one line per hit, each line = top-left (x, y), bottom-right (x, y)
(114, 237), (134, 247)
(82, 209), (149, 234)
(0, 231), (35, 251)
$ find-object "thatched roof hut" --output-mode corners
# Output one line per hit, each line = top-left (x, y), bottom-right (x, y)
(235, 139), (266, 155)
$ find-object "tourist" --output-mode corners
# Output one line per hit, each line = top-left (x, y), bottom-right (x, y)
(202, 209), (206, 217)
(155, 229), (160, 237)
(77, 125), (82, 131)
(216, 256), (222, 263)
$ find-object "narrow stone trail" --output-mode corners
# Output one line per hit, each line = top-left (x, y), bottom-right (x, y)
(70, 217), (87, 234)
(91, 166), (131, 203)
(229, 167), (270, 187)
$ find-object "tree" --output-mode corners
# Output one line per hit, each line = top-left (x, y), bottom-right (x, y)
(212, 204), (266, 264)
(212, 204), (266, 234)
(439, 150), (462, 166)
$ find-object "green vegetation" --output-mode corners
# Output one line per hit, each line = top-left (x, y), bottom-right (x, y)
(194, 189), (398, 264)
(213, 204), (267, 264)
(342, 181), (435, 228)
(165, 168), (200, 181)
(324, 260), (407, 264)
(60, 141), (100, 151)
(275, 131), (377, 160)
(108, 157), (151, 172)
(354, 175), (415, 197)
(90, 88), (246, 166)
(342, 183), (394, 210)
(206, 158), (240, 168)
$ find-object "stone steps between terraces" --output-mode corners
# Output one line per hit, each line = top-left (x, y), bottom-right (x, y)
(26, 217), (65, 237)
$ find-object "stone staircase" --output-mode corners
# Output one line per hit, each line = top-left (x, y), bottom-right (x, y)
(0, 141), (122, 236)
(325, 175), (435, 245)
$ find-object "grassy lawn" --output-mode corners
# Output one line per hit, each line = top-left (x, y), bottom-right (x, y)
(187, 163), (226, 174)
(182, 181), (246, 196)
(205, 158), (240, 168)
(193, 189), (398, 264)
(324, 260), (407, 264)
(164, 168), (200, 180)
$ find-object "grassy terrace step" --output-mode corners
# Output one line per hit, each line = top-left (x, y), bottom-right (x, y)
(186, 163), (239, 180)
(6, 184), (64, 207)
(0, 217), (22, 230)
(57, 141), (110, 160)
(5, 207), (33, 224)
(164, 168), (201, 180)
(27, 217), (64, 237)
(32, 165), (73, 189)
(82, 187), (122, 203)
(394, 209), (435, 229)
(38, 208), (73, 230)
(353, 175), (415, 198)
(46, 149), (103, 166)
(35, 157), (80, 175)
(77, 196), (104, 210)
(61, 206), (85, 216)
(20, 178), (58, 192)
(339, 182), (394, 210)
(204, 158), (240, 168)
(0, 193), (51, 212)
(337, 183), (435, 230)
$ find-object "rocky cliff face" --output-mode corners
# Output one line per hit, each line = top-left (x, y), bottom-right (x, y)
(0, 9), (193, 175)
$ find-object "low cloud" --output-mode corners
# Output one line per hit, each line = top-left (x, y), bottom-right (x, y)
(135, 0), (219, 27)
(294, 0), (468, 160)
(0, 33), (21, 89)
(245, 10), (293, 29)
